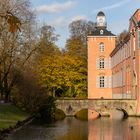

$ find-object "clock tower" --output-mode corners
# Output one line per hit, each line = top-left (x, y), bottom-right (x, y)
(96, 11), (107, 28)
(87, 11), (116, 99)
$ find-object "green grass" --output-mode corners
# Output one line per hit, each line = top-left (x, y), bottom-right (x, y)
(0, 104), (29, 129)
(75, 109), (88, 120)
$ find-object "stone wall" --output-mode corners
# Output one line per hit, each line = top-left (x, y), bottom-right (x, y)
(56, 99), (137, 116)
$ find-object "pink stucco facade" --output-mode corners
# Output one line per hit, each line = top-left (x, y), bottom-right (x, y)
(88, 9), (140, 115)
(88, 36), (115, 99)
(110, 9), (140, 115)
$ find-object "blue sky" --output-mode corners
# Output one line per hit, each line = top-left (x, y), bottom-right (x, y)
(30, 0), (140, 48)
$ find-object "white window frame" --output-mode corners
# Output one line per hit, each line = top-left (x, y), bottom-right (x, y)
(99, 42), (105, 53)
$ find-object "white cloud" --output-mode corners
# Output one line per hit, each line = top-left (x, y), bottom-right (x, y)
(92, 0), (132, 13)
(36, 1), (76, 14)
(47, 15), (87, 28)
(71, 15), (87, 21)
(48, 17), (67, 28)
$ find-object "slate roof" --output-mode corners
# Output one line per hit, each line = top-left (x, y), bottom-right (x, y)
(110, 34), (130, 57)
(89, 28), (116, 37)
(97, 11), (105, 16)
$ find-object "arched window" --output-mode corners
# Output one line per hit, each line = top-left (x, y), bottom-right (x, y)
(99, 58), (104, 69)
(99, 42), (105, 52)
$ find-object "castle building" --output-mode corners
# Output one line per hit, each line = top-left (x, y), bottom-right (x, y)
(87, 11), (116, 99)
(110, 9), (140, 115)
(87, 9), (140, 104)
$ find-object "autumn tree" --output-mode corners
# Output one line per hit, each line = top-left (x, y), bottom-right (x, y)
(65, 37), (87, 60)
(37, 24), (87, 98)
(39, 54), (87, 98)
(0, 0), (37, 101)
(69, 20), (95, 46)
(61, 19), (95, 97)
(116, 30), (129, 45)
(35, 24), (60, 94)
(64, 38), (87, 97)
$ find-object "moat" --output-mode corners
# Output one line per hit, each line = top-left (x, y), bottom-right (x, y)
(5, 116), (140, 140)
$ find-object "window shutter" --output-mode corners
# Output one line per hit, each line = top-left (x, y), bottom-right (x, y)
(112, 75), (114, 88)
(104, 58), (108, 69)
(108, 76), (112, 88)
(96, 58), (99, 69)
(108, 58), (111, 69)
(104, 76), (108, 88)
(96, 76), (99, 88)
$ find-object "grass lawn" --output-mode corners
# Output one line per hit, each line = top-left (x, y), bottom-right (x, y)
(0, 104), (29, 130)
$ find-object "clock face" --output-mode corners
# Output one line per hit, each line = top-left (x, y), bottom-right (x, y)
(97, 16), (105, 26)
(99, 18), (103, 23)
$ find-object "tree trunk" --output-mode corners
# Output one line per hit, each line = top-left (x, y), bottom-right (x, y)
(4, 77), (10, 102)
(52, 88), (55, 97)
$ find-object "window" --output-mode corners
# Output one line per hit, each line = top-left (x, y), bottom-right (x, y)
(99, 58), (104, 69)
(99, 42), (105, 52)
(100, 30), (104, 34)
(96, 75), (108, 88)
(100, 76), (104, 88)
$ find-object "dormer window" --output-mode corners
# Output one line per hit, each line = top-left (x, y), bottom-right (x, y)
(100, 30), (103, 34)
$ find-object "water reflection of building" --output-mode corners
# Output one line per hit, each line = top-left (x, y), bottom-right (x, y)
(88, 118), (112, 140)
(87, 9), (140, 115)
(88, 117), (140, 140)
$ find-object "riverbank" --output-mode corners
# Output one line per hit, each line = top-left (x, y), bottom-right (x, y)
(0, 103), (31, 139)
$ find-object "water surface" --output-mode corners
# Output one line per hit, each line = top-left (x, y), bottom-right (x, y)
(5, 117), (140, 140)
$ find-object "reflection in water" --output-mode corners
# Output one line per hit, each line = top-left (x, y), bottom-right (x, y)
(57, 118), (88, 140)
(88, 117), (140, 140)
(6, 117), (88, 140)
(5, 116), (140, 140)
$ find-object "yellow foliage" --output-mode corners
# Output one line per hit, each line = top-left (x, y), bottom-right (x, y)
(38, 54), (87, 97)
(0, 11), (21, 33)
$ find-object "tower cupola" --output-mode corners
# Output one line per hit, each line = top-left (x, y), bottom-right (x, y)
(96, 11), (107, 28)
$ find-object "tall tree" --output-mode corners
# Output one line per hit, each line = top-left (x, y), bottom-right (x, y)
(36, 24), (61, 96)
(65, 37), (86, 60)
(39, 54), (87, 98)
(64, 38), (87, 97)
(37, 25), (60, 56)
(69, 20), (95, 46)
(64, 20), (94, 97)
(0, 0), (37, 101)
(116, 30), (129, 45)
